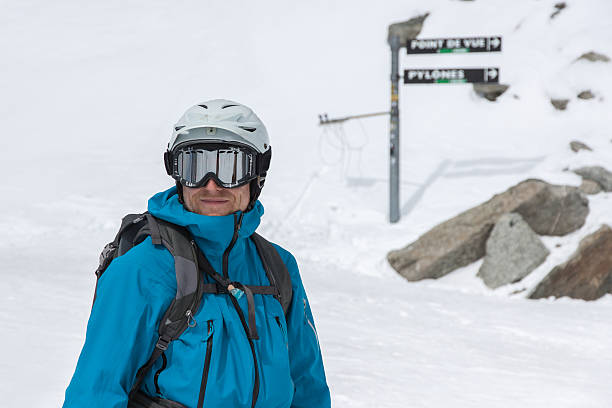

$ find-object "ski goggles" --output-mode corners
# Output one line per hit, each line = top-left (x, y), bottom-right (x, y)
(166, 144), (259, 188)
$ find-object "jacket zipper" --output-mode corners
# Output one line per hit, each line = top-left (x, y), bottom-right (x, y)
(221, 213), (260, 408)
(275, 316), (288, 349)
(196, 320), (214, 408)
(222, 213), (244, 278)
(304, 299), (320, 347)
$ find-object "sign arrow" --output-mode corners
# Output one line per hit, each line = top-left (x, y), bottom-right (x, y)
(404, 68), (500, 84)
(489, 37), (501, 49)
(407, 36), (502, 54)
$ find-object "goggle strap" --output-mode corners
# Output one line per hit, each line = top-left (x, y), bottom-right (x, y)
(164, 151), (173, 175)
(256, 148), (272, 175)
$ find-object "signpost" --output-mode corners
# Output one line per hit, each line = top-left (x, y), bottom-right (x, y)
(404, 68), (499, 84)
(389, 35), (401, 223)
(407, 36), (502, 54)
(387, 23), (502, 223)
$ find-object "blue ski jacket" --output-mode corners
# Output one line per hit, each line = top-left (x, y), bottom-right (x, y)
(63, 187), (331, 408)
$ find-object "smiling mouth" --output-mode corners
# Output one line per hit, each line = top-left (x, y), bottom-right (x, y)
(200, 198), (229, 204)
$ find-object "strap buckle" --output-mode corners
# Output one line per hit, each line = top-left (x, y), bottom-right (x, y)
(155, 335), (171, 351)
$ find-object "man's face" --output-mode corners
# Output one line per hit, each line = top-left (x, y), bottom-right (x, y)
(183, 179), (250, 216)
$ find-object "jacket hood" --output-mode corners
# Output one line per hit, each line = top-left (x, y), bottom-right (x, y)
(147, 186), (263, 257)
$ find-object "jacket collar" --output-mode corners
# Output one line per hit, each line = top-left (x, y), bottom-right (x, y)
(147, 186), (263, 257)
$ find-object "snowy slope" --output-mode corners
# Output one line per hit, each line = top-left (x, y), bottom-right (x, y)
(1, 0), (611, 407)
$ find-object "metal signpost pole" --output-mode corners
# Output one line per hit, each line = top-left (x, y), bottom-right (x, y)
(389, 35), (401, 223)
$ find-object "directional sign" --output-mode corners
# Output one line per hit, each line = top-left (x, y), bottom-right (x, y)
(406, 36), (502, 54)
(403, 68), (499, 84)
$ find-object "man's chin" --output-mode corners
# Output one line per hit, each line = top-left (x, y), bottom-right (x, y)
(194, 202), (234, 216)
(196, 208), (230, 216)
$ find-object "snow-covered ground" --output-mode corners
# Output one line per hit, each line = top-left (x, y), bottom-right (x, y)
(2, 0), (611, 406)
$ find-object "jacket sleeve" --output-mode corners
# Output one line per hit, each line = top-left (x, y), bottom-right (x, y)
(281, 252), (331, 408)
(63, 239), (175, 408)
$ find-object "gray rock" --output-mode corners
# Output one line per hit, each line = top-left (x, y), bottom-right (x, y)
(387, 13), (429, 44)
(577, 90), (595, 100)
(576, 51), (610, 63)
(551, 98), (569, 110)
(515, 183), (589, 236)
(473, 84), (509, 102)
(569, 140), (592, 152)
(579, 179), (602, 195)
(387, 180), (588, 282)
(478, 213), (550, 289)
(530, 225), (612, 300)
(574, 166), (612, 192)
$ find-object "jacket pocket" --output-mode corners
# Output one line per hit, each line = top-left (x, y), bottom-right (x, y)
(196, 320), (214, 408)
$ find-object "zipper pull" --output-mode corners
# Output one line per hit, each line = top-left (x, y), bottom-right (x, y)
(186, 309), (197, 328)
(227, 284), (244, 300)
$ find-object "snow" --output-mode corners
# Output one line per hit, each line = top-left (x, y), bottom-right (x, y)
(2, 0), (612, 406)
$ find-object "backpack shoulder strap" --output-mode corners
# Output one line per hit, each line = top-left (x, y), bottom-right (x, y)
(250, 233), (293, 316)
(94, 213), (203, 398)
(129, 216), (203, 399)
(153, 216), (201, 326)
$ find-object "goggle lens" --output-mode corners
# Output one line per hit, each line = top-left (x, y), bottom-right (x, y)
(173, 145), (256, 188)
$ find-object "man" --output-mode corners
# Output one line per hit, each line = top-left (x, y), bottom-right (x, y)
(63, 100), (331, 408)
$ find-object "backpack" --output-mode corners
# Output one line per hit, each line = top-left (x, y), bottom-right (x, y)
(94, 212), (292, 402)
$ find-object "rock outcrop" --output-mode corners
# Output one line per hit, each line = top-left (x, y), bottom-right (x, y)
(530, 225), (612, 300)
(387, 180), (588, 281)
(478, 213), (549, 289)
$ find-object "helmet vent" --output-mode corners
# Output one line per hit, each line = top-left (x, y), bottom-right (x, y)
(175, 125), (186, 131)
(222, 104), (238, 109)
(238, 126), (256, 132)
(198, 104), (208, 109)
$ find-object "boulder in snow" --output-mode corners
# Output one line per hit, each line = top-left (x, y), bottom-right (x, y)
(478, 213), (550, 289)
(577, 90), (595, 100)
(551, 98), (569, 110)
(569, 140), (592, 152)
(573, 166), (612, 192)
(473, 84), (509, 102)
(387, 180), (588, 281)
(509, 182), (588, 236)
(576, 51), (610, 63)
(529, 225), (612, 300)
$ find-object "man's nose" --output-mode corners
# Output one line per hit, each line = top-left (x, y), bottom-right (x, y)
(203, 178), (221, 191)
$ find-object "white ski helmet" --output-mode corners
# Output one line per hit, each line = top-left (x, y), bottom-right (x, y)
(164, 99), (272, 210)
(167, 99), (270, 154)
